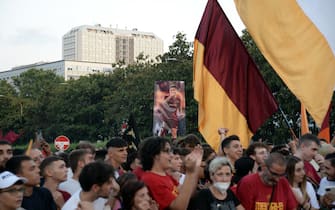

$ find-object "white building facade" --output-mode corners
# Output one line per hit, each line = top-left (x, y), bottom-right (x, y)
(63, 25), (164, 65)
(0, 60), (114, 82)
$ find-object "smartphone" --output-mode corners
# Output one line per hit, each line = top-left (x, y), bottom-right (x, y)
(325, 186), (335, 195)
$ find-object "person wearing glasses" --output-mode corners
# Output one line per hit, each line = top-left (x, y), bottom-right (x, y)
(237, 152), (298, 210)
(0, 171), (26, 210)
(140, 136), (203, 210)
(5, 155), (57, 210)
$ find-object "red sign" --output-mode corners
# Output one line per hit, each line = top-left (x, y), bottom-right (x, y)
(54, 135), (70, 151)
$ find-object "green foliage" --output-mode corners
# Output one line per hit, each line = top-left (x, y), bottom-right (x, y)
(0, 31), (333, 146)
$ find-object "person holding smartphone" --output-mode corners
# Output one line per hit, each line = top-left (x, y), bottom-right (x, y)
(318, 152), (335, 209)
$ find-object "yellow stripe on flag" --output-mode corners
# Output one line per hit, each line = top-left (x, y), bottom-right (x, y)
(194, 40), (253, 149)
(234, 0), (335, 126)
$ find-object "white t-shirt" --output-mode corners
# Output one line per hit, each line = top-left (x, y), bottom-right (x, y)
(291, 181), (320, 209)
(62, 190), (107, 210)
(59, 178), (81, 195)
(307, 181), (320, 209)
(318, 177), (335, 207)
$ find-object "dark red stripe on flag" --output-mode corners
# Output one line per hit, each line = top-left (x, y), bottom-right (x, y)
(195, 0), (277, 132)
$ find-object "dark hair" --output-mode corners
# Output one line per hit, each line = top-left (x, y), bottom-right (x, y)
(178, 148), (191, 157)
(69, 149), (90, 173)
(120, 180), (147, 210)
(5, 155), (32, 174)
(325, 152), (335, 167)
(55, 152), (70, 168)
(299, 133), (320, 147)
(271, 144), (291, 156)
(12, 148), (25, 156)
(123, 149), (138, 171)
(232, 157), (255, 184)
(177, 134), (201, 148)
(221, 135), (240, 150)
(202, 144), (215, 162)
(106, 137), (128, 149)
(95, 149), (107, 161)
(76, 141), (96, 155)
(79, 161), (115, 192)
(245, 142), (267, 157)
(0, 140), (11, 146)
(40, 156), (64, 177)
(117, 172), (138, 191)
(171, 147), (182, 155)
(139, 136), (170, 171)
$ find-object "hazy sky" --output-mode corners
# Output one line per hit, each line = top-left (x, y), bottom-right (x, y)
(0, 0), (245, 71)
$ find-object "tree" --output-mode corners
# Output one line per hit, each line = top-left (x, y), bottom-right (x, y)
(161, 32), (193, 62)
(12, 69), (64, 141)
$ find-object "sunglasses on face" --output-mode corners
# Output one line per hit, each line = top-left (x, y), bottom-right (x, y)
(267, 167), (286, 177)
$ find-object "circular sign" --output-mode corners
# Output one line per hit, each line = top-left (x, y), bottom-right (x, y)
(54, 135), (70, 151)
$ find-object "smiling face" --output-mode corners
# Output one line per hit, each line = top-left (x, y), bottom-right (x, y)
(96, 177), (118, 199)
(224, 140), (243, 163)
(324, 159), (335, 180)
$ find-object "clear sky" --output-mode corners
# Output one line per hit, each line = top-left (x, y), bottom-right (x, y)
(0, 0), (245, 71)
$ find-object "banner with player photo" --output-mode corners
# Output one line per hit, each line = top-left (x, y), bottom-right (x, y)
(153, 81), (186, 139)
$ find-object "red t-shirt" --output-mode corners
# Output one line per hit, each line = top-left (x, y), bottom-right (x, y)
(141, 171), (179, 210)
(304, 161), (321, 187)
(133, 166), (145, 180)
(237, 173), (298, 210)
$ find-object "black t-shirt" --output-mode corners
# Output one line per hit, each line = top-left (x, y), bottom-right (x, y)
(22, 187), (57, 210)
(188, 188), (240, 210)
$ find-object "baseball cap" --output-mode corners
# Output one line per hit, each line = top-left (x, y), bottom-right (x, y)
(0, 171), (26, 189)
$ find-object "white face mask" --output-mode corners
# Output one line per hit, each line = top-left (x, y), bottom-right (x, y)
(213, 182), (230, 194)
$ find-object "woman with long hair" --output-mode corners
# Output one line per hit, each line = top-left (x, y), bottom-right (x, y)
(286, 156), (319, 210)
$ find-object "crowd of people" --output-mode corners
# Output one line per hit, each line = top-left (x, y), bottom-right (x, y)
(1, 130), (335, 210)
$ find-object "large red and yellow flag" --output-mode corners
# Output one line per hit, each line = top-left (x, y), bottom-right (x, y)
(234, 0), (335, 126)
(193, 0), (278, 149)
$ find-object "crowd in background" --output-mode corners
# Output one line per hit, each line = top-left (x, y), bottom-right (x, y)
(1, 129), (335, 210)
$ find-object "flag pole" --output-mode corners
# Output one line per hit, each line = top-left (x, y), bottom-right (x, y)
(279, 106), (298, 140)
